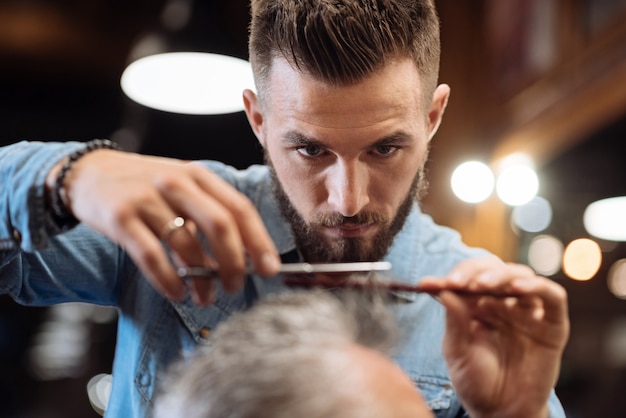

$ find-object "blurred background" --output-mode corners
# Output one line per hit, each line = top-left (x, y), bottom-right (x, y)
(0, 0), (625, 417)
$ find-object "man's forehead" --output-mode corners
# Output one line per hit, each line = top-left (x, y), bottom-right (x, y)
(267, 57), (424, 98)
(265, 57), (425, 130)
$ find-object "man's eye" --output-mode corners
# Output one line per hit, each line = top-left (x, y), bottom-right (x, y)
(375, 145), (398, 156)
(296, 145), (322, 157)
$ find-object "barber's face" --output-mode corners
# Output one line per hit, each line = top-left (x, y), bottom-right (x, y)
(244, 57), (449, 262)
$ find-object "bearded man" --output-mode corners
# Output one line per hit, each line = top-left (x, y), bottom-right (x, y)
(0, 1), (568, 417)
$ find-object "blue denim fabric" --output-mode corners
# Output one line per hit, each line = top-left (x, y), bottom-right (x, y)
(1, 141), (565, 418)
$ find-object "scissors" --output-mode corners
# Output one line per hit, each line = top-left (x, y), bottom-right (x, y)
(176, 261), (393, 277)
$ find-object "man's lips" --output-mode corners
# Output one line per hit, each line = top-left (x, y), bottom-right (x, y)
(323, 223), (376, 238)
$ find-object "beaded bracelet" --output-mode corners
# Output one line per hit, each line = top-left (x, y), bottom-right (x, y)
(50, 139), (121, 229)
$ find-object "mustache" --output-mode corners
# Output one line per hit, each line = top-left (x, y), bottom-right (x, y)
(310, 211), (388, 228)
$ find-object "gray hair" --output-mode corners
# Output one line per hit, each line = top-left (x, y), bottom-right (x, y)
(154, 288), (401, 418)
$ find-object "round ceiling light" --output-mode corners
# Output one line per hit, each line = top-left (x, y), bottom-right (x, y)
(583, 196), (626, 241)
(120, 52), (255, 115)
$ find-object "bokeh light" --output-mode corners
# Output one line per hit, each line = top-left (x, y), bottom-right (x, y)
(496, 165), (539, 206)
(608, 259), (626, 299)
(512, 196), (553, 233)
(450, 161), (494, 203)
(583, 196), (626, 241)
(87, 373), (112, 416)
(528, 234), (563, 276)
(562, 238), (602, 281)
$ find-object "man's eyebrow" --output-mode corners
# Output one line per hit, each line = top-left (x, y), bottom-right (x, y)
(281, 130), (414, 147)
(370, 131), (414, 146)
(282, 131), (321, 146)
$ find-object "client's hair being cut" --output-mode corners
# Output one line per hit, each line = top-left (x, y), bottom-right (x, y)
(154, 288), (401, 418)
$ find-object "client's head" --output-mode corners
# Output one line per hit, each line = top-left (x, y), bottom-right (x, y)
(154, 288), (433, 418)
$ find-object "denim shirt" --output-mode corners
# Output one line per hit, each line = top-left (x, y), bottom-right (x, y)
(0, 141), (565, 418)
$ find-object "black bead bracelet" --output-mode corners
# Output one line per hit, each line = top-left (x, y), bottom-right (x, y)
(50, 139), (121, 229)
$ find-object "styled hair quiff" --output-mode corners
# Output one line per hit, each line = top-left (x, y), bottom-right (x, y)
(248, 0), (441, 102)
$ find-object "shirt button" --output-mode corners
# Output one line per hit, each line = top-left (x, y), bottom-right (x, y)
(12, 229), (22, 243)
(199, 327), (211, 339)
(138, 371), (151, 388)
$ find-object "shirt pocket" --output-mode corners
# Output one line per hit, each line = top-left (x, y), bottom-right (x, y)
(134, 295), (231, 406)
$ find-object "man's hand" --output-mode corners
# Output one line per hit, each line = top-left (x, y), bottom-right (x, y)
(46, 149), (281, 305)
(419, 258), (569, 418)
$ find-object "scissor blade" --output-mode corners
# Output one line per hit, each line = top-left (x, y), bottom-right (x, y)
(277, 261), (392, 274)
(177, 261), (392, 278)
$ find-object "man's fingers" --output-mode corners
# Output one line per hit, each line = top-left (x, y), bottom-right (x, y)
(439, 290), (473, 356)
(235, 205), (281, 276)
(421, 257), (569, 351)
(152, 170), (249, 291)
(446, 257), (505, 285)
(456, 261), (534, 293)
(157, 218), (220, 303)
(422, 258), (539, 297)
(178, 197), (247, 292)
(120, 219), (186, 301)
(512, 277), (569, 327)
(188, 166), (280, 276)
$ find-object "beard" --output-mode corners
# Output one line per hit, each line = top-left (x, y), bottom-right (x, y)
(265, 152), (429, 263)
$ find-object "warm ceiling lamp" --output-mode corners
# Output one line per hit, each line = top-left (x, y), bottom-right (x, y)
(120, 52), (255, 115)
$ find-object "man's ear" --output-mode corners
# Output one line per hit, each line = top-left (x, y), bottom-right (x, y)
(243, 89), (266, 147)
(427, 84), (451, 141)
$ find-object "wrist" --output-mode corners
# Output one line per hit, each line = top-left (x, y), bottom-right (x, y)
(46, 139), (121, 230)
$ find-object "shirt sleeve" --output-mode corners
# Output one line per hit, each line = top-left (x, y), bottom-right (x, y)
(0, 140), (85, 252)
(1, 141), (131, 306)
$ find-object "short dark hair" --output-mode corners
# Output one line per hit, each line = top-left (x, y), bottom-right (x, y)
(154, 288), (401, 418)
(249, 0), (441, 102)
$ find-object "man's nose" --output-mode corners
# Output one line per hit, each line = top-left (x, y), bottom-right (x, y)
(326, 160), (370, 217)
